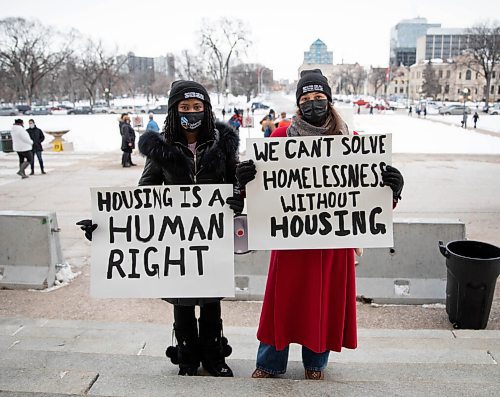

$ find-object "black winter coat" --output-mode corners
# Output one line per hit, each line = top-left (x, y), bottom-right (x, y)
(26, 126), (45, 152)
(137, 121), (239, 306)
(138, 121), (239, 186)
(121, 122), (136, 151)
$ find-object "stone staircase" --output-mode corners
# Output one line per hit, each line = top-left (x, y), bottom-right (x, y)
(0, 317), (499, 396)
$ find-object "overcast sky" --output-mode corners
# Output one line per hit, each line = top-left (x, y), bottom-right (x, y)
(1, 0), (498, 81)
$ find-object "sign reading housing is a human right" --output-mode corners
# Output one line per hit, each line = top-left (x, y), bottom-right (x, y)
(246, 134), (393, 250)
(90, 184), (234, 298)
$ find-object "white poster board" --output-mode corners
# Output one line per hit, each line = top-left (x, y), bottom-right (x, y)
(90, 185), (234, 298)
(246, 134), (394, 250)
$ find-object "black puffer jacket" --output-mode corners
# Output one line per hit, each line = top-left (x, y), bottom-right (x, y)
(138, 121), (239, 186)
(137, 121), (239, 306)
(26, 126), (45, 152)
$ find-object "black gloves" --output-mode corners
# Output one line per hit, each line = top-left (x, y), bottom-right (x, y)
(76, 219), (97, 241)
(382, 165), (404, 201)
(226, 196), (244, 215)
(236, 160), (257, 188)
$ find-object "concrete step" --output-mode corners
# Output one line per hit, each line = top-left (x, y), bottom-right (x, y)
(0, 317), (499, 396)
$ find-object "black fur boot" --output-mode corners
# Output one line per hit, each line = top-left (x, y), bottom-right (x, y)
(165, 322), (200, 376)
(198, 319), (233, 377)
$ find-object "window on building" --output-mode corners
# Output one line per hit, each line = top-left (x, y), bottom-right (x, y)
(475, 88), (478, 94)
(498, 86), (500, 94)
(400, 88), (404, 93)
(491, 85), (495, 94)
(444, 85), (449, 94)
(439, 70), (443, 78)
(446, 70), (450, 78)
(465, 70), (472, 80)
(459, 72), (462, 79)
(394, 87), (397, 93)
(493, 71), (496, 79)
(476, 72), (479, 79)
(394, 80), (398, 85)
(457, 89), (461, 94)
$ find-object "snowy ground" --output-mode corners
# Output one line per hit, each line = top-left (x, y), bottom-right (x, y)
(1, 93), (499, 155)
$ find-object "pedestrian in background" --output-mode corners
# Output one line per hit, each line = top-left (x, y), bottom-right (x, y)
(236, 69), (404, 381)
(462, 112), (468, 129)
(408, 105), (413, 116)
(120, 115), (136, 167)
(473, 111), (479, 128)
(277, 112), (291, 128)
(26, 118), (46, 175)
(146, 113), (160, 132)
(11, 119), (33, 179)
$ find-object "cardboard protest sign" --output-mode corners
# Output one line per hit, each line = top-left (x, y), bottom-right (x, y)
(90, 185), (234, 298)
(246, 134), (393, 250)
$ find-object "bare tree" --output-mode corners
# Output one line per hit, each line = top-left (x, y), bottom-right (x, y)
(421, 61), (440, 98)
(199, 17), (251, 102)
(73, 38), (105, 106)
(0, 17), (73, 105)
(230, 63), (259, 102)
(176, 49), (205, 82)
(465, 21), (500, 104)
(369, 67), (386, 96)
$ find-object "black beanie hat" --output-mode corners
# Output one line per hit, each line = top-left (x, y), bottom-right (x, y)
(296, 69), (332, 105)
(167, 80), (211, 111)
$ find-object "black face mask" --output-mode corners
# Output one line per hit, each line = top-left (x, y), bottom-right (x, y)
(179, 111), (204, 131)
(299, 99), (329, 125)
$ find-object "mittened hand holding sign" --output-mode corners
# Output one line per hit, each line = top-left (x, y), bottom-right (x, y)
(76, 219), (97, 241)
(236, 160), (257, 188)
(381, 165), (404, 201)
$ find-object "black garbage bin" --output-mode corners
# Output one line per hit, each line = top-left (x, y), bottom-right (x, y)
(439, 240), (500, 329)
(1, 131), (13, 153)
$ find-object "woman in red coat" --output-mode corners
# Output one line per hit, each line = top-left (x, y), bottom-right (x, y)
(236, 69), (404, 380)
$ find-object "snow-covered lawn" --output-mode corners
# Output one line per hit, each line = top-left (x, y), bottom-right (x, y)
(1, 106), (499, 155)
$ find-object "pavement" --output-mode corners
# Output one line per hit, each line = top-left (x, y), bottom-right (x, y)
(0, 144), (500, 396)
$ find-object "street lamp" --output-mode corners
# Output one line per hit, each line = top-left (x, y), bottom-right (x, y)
(462, 87), (470, 107)
(223, 88), (229, 119)
(103, 88), (112, 107)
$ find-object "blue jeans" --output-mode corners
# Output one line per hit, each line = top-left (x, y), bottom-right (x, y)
(256, 342), (330, 375)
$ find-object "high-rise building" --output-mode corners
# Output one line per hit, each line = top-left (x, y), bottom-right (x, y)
(389, 17), (441, 66)
(416, 28), (469, 62)
(303, 39), (333, 64)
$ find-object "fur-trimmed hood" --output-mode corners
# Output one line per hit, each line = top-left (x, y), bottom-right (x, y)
(138, 121), (239, 184)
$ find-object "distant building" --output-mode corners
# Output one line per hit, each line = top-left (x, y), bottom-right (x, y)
(389, 17), (441, 66)
(303, 39), (333, 64)
(299, 39), (334, 85)
(154, 53), (176, 79)
(127, 52), (154, 75)
(416, 28), (469, 63)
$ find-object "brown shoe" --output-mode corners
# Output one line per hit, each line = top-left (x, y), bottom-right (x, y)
(251, 369), (273, 378)
(305, 369), (324, 380)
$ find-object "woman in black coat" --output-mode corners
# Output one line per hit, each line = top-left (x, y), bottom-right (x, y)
(120, 115), (136, 167)
(139, 80), (242, 377)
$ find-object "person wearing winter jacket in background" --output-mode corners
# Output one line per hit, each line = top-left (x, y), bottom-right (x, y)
(146, 112), (160, 132)
(120, 114), (136, 167)
(26, 118), (46, 175)
(11, 119), (33, 179)
(77, 80), (244, 378)
(236, 69), (404, 381)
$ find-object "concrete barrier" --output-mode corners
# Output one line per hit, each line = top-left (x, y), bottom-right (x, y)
(232, 218), (465, 304)
(0, 211), (63, 289)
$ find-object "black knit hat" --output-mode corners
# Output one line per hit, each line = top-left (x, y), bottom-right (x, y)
(167, 80), (211, 111)
(296, 69), (332, 104)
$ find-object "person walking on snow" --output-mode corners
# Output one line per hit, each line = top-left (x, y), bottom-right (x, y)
(473, 112), (479, 128)
(235, 69), (404, 381)
(11, 119), (33, 179)
(26, 118), (46, 174)
(120, 115), (136, 167)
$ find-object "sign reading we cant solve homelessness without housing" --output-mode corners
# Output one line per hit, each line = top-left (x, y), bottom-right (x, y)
(246, 134), (394, 250)
(90, 185), (234, 298)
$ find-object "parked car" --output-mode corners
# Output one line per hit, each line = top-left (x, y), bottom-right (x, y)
(25, 106), (51, 115)
(148, 105), (168, 114)
(250, 102), (270, 111)
(92, 105), (110, 114)
(15, 105), (31, 114)
(109, 105), (142, 114)
(488, 104), (500, 115)
(0, 106), (19, 116)
(438, 105), (471, 115)
(68, 106), (93, 115)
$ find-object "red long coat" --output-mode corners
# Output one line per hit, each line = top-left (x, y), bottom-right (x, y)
(256, 126), (358, 353)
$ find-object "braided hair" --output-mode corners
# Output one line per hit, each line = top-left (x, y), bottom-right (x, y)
(162, 105), (217, 145)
